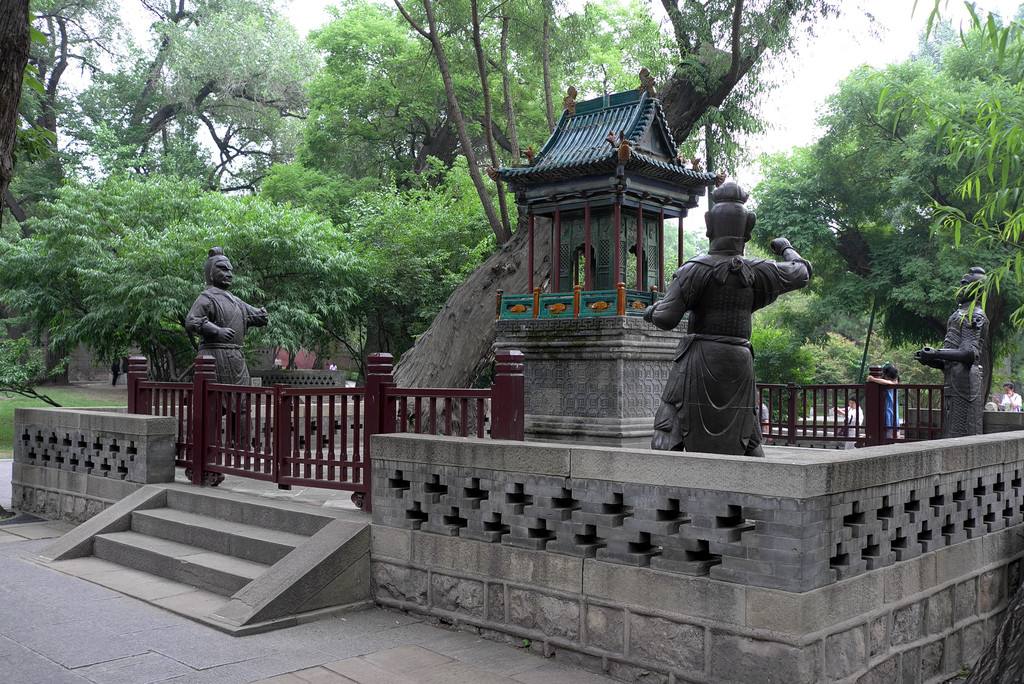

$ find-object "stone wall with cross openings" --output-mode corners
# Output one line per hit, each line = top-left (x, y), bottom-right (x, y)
(12, 408), (177, 522)
(369, 433), (1024, 683)
(14, 408), (177, 484)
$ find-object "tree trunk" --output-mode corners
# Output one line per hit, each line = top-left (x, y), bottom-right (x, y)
(499, 16), (520, 154)
(470, 0), (511, 237)
(541, 2), (555, 131)
(0, 0), (30, 206)
(395, 218), (550, 387)
(983, 292), (1005, 401)
(395, 0), (510, 245)
(966, 583), (1024, 683)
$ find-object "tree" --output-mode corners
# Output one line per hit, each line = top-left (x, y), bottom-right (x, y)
(394, 0), (508, 244)
(753, 42), (1021, 393)
(392, 0), (848, 387)
(658, 0), (842, 171)
(0, 0), (30, 208)
(335, 159), (496, 372)
(69, 0), (315, 192)
(898, 5), (1024, 678)
(894, 11), (1024, 323)
(750, 323), (816, 385)
(298, 2), (452, 184)
(0, 337), (62, 406)
(0, 176), (359, 380)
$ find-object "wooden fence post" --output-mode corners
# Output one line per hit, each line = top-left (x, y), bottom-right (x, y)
(362, 353), (395, 512)
(491, 350), (525, 440)
(864, 365), (884, 446)
(786, 383), (798, 446)
(191, 355), (216, 485)
(273, 384), (291, 489)
(127, 356), (149, 414)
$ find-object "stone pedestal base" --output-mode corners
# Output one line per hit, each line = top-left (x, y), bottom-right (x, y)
(494, 317), (682, 447)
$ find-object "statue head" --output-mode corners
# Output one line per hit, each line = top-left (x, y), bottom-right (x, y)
(204, 247), (233, 289)
(957, 266), (985, 304)
(705, 181), (756, 254)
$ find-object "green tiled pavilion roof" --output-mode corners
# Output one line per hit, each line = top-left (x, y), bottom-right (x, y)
(499, 89), (716, 188)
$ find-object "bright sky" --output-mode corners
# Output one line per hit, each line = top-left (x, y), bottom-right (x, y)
(116, 0), (1021, 187)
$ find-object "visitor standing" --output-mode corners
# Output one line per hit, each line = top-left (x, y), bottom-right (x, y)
(837, 397), (864, 449)
(868, 363), (900, 441)
(1000, 382), (1022, 412)
(110, 360), (121, 386)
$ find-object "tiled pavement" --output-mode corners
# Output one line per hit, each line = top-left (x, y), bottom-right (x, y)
(0, 516), (619, 684)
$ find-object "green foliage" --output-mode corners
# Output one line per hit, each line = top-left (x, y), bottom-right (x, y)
(0, 176), (359, 379)
(804, 333), (862, 384)
(342, 159), (495, 355)
(565, 2), (676, 97)
(888, 8), (1024, 325)
(751, 323), (816, 385)
(68, 0), (314, 190)
(0, 338), (63, 406)
(302, 2), (448, 182)
(754, 35), (1022, 370)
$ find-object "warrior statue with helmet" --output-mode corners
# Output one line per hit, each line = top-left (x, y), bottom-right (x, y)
(643, 181), (812, 456)
(914, 267), (988, 437)
(185, 247), (269, 385)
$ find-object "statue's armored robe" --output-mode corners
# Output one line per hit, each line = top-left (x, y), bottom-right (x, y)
(648, 254), (810, 456)
(184, 286), (267, 385)
(941, 306), (987, 438)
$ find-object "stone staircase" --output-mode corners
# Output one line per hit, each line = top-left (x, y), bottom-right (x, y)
(38, 484), (371, 635)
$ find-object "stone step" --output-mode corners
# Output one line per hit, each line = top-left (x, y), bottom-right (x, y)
(93, 530), (268, 596)
(164, 487), (331, 537)
(131, 508), (308, 565)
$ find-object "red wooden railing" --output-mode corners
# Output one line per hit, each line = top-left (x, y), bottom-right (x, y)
(127, 350), (525, 511)
(757, 366), (943, 447)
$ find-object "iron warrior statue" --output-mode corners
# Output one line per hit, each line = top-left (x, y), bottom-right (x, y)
(914, 267), (988, 438)
(643, 182), (811, 456)
(185, 247), (269, 385)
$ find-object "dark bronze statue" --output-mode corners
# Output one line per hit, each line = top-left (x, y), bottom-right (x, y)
(643, 182), (812, 456)
(914, 267), (988, 438)
(185, 247), (268, 385)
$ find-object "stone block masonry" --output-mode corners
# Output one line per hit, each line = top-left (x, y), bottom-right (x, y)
(494, 316), (682, 447)
(11, 407), (177, 522)
(369, 432), (1024, 683)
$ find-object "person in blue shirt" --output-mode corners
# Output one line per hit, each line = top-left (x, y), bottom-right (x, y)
(868, 363), (900, 441)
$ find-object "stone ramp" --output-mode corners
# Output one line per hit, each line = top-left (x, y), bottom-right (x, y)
(36, 483), (371, 635)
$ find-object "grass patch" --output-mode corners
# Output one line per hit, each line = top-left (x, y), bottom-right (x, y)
(0, 385), (127, 456)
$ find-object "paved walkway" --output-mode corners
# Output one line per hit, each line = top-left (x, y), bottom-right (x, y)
(0, 516), (617, 683)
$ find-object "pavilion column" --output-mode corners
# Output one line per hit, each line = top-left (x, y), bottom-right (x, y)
(583, 200), (592, 290)
(613, 196), (622, 287)
(527, 212), (535, 292)
(658, 206), (665, 292)
(635, 204), (644, 290)
(678, 214), (684, 268)
(552, 208), (561, 292)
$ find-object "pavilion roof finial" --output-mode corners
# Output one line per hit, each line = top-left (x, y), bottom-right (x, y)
(638, 67), (656, 97)
(563, 86), (577, 117)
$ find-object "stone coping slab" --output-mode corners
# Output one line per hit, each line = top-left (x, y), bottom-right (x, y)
(371, 432), (1024, 498)
(15, 406), (176, 436)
